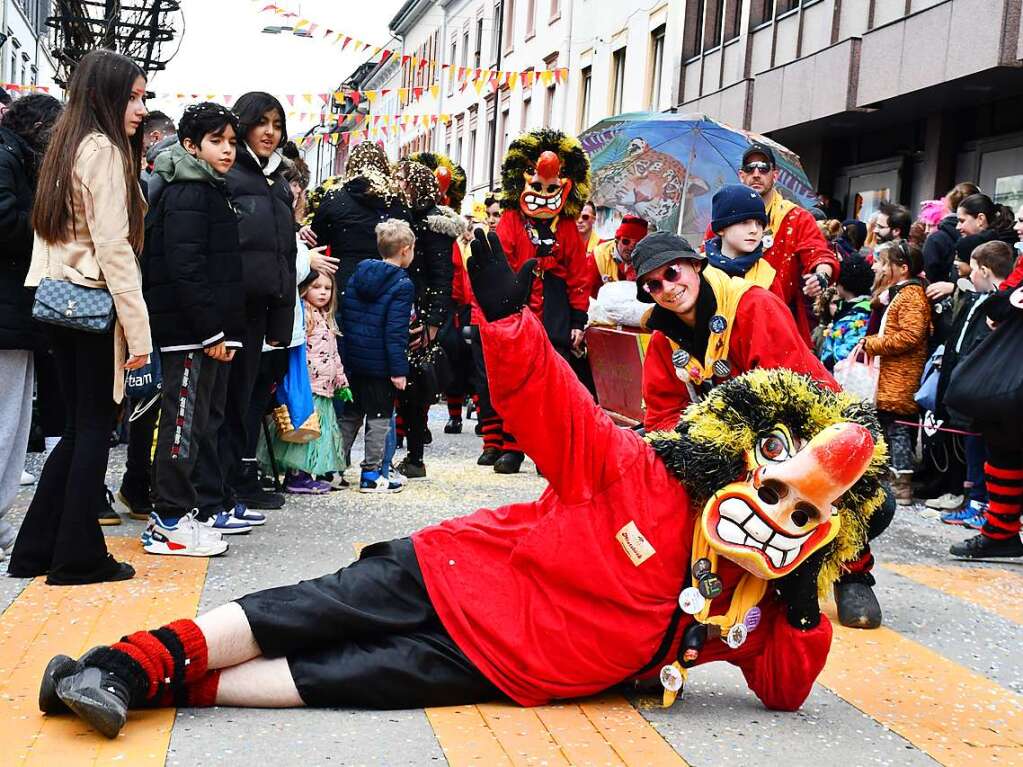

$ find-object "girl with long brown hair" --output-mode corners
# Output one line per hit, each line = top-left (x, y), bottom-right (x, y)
(8, 49), (152, 585)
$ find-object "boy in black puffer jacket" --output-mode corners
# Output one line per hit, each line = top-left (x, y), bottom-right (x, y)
(340, 219), (415, 493)
(140, 103), (253, 558)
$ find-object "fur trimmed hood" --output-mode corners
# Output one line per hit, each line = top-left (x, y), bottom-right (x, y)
(426, 204), (466, 239)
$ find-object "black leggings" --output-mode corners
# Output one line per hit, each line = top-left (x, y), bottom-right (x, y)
(9, 326), (115, 580)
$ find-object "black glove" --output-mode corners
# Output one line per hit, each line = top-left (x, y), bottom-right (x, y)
(774, 546), (828, 630)
(532, 220), (556, 258)
(467, 228), (536, 322)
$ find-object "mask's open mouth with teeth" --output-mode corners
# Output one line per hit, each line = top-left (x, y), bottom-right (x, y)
(702, 493), (838, 579)
(520, 190), (565, 217)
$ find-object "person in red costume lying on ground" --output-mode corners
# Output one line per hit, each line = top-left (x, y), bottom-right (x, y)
(638, 231), (895, 629)
(38, 230), (888, 741)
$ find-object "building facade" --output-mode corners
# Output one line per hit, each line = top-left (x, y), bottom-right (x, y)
(0, 0), (57, 90)
(676, 0), (1023, 219)
(339, 0), (1023, 218)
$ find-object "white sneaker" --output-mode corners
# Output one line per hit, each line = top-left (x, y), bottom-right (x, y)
(359, 471), (404, 494)
(20, 470), (35, 486)
(925, 493), (965, 511)
(142, 512), (229, 557)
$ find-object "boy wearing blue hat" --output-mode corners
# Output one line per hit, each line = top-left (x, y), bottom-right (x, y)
(703, 184), (778, 294)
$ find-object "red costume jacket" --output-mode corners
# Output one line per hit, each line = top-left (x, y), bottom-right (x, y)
(643, 286), (838, 432)
(495, 210), (590, 327)
(412, 309), (832, 710)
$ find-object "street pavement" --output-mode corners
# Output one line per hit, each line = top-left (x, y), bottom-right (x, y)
(2, 407), (1022, 766)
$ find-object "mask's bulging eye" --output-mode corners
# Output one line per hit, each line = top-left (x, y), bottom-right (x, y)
(755, 428), (793, 465)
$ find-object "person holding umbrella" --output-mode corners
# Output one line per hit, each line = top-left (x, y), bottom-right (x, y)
(736, 143), (838, 346)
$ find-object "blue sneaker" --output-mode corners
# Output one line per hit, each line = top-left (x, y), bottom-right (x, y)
(231, 503), (265, 526)
(940, 507), (976, 526)
(199, 510), (252, 535)
(962, 501), (988, 531)
(359, 470), (404, 494)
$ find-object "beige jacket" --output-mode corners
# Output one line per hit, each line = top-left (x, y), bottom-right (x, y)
(26, 133), (151, 403)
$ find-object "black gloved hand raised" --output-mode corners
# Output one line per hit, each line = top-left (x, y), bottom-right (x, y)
(774, 546), (827, 631)
(468, 228), (536, 322)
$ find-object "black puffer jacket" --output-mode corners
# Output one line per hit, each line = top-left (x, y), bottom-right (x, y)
(0, 127), (39, 350)
(225, 148), (296, 345)
(310, 177), (410, 298)
(922, 214), (959, 284)
(142, 145), (245, 351)
(409, 204), (459, 327)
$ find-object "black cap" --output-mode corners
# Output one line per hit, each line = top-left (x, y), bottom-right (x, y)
(742, 142), (776, 168)
(631, 232), (704, 303)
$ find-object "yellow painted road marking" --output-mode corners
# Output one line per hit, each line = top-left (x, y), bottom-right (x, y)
(820, 607), (1023, 766)
(883, 563), (1023, 625)
(428, 696), (687, 767)
(0, 537), (208, 766)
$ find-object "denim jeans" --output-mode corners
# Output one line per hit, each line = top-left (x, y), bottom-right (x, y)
(964, 435), (988, 503)
(381, 415), (397, 478)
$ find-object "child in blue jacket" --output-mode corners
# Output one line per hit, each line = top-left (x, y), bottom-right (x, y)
(339, 219), (415, 492)
(820, 255), (874, 371)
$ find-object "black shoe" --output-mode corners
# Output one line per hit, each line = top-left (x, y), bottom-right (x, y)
(950, 533), (1023, 559)
(475, 422), (484, 436)
(57, 665), (132, 738)
(444, 418), (463, 434)
(477, 447), (501, 466)
(834, 577), (882, 629)
(396, 457), (426, 479)
(494, 451), (525, 474)
(98, 489), (122, 526)
(46, 555), (135, 586)
(40, 654), (78, 714)
(235, 488), (286, 510)
(465, 400), (477, 420)
(116, 489), (153, 522)
(424, 428), (433, 445)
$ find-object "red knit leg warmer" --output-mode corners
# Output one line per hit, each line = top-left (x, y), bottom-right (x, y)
(446, 395), (464, 419)
(982, 461), (1023, 540)
(481, 416), (503, 451)
(182, 670), (222, 707)
(109, 619), (209, 706)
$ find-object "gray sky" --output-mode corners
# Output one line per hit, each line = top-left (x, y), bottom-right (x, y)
(147, 0), (406, 135)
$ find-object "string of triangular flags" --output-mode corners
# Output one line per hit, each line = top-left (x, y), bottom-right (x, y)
(151, 64), (566, 110)
(250, 1), (568, 92)
(0, 82), (52, 94)
(285, 111), (454, 128)
(296, 127), (398, 149)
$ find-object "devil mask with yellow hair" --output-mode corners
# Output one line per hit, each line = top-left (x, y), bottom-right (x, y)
(500, 128), (590, 222)
(648, 369), (888, 589)
(408, 152), (467, 212)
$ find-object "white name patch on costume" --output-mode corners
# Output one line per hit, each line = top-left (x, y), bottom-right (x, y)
(616, 521), (656, 566)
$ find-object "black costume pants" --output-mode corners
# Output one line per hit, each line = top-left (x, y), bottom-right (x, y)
(237, 538), (501, 708)
(9, 327), (114, 580)
(152, 351), (229, 520)
(217, 303), (267, 503)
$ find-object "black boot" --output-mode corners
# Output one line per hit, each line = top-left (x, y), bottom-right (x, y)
(950, 533), (1023, 559)
(55, 647), (147, 739)
(444, 417), (463, 434)
(494, 451), (525, 474)
(477, 447), (501, 466)
(397, 456), (426, 479)
(834, 573), (882, 629)
(475, 421), (484, 436)
(98, 488), (122, 526)
(235, 461), (285, 510)
(39, 654), (78, 714)
(423, 427), (433, 445)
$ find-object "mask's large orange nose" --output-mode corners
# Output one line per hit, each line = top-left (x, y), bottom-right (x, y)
(762, 423), (875, 512)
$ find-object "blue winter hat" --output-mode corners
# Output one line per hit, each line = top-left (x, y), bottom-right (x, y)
(711, 184), (768, 233)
